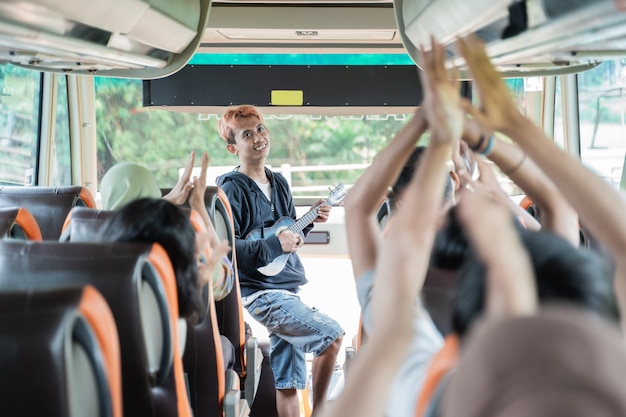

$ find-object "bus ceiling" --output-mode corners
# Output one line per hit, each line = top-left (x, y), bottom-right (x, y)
(1, 1), (626, 78)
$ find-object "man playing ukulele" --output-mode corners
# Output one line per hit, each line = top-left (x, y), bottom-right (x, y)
(216, 105), (344, 417)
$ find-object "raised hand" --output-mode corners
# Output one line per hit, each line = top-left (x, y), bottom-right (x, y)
(458, 35), (526, 134)
(163, 151), (195, 205)
(419, 37), (464, 145)
(189, 152), (209, 216)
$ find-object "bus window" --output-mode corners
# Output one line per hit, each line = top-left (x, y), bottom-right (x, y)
(95, 76), (412, 200)
(52, 75), (71, 186)
(472, 77), (541, 196)
(0, 65), (41, 186)
(577, 59), (626, 188)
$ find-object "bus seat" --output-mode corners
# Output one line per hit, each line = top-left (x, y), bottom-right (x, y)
(0, 206), (43, 240)
(205, 187), (246, 369)
(248, 340), (279, 417)
(0, 186), (96, 240)
(414, 334), (459, 417)
(161, 186), (260, 400)
(206, 186), (264, 406)
(0, 285), (121, 417)
(60, 207), (116, 242)
(519, 195), (540, 221)
(0, 240), (191, 417)
(61, 202), (239, 415)
(376, 198), (391, 231)
(182, 207), (247, 417)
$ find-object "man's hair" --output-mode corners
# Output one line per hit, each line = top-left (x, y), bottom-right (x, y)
(391, 145), (454, 203)
(452, 225), (619, 337)
(218, 105), (265, 144)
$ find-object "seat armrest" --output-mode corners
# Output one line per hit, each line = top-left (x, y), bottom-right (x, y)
(243, 336), (264, 406)
(224, 370), (251, 417)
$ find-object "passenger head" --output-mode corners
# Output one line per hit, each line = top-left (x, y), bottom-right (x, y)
(452, 226), (619, 337)
(430, 206), (472, 271)
(100, 162), (161, 210)
(99, 198), (202, 320)
(390, 145), (455, 207)
(218, 105), (265, 145)
(442, 306), (626, 417)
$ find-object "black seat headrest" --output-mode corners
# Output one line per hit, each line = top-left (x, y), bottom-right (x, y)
(0, 186), (96, 240)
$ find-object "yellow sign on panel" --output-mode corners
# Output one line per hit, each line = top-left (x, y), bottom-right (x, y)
(271, 90), (304, 106)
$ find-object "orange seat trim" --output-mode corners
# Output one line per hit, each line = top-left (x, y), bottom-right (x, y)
(414, 334), (459, 417)
(79, 285), (123, 417)
(78, 187), (97, 208)
(15, 207), (42, 241)
(148, 243), (193, 417)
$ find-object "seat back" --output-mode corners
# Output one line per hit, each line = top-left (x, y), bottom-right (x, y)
(161, 186), (246, 376)
(60, 207), (116, 242)
(0, 285), (121, 417)
(414, 334), (459, 417)
(0, 240), (191, 417)
(0, 186), (96, 240)
(376, 198), (392, 231)
(183, 275), (227, 417)
(182, 207), (228, 417)
(206, 186), (247, 378)
(61, 206), (224, 417)
(0, 206), (43, 240)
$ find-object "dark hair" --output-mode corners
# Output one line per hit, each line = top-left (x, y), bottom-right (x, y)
(453, 227), (619, 337)
(431, 206), (527, 270)
(390, 145), (454, 204)
(431, 206), (471, 270)
(99, 198), (202, 319)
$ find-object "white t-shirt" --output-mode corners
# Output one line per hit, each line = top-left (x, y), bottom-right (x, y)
(356, 269), (444, 417)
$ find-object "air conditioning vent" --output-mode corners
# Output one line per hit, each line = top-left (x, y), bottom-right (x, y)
(0, 0), (210, 78)
(394, 0), (626, 77)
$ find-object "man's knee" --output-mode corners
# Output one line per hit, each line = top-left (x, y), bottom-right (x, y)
(323, 334), (344, 355)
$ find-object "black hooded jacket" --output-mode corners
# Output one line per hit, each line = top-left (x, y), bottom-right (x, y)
(216, 167), (313, 297)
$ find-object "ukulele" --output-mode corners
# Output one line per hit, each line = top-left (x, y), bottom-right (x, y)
(246, 183), (346, 276)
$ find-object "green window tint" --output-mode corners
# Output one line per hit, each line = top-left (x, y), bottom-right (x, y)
(188, 53), (415, 66)
(95, 74), (414, 198)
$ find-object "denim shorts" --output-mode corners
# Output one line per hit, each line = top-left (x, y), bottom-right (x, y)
(246, 290), (344, 389)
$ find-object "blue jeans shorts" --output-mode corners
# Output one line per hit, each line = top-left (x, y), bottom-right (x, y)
(245, 291), (344, 389)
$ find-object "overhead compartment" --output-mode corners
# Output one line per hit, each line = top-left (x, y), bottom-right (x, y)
(0, 0), (211, 78)
(394, 0), (626, 77)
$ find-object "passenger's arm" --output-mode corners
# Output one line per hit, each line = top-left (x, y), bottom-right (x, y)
(325, 38), (462, 417)
(344, 109), (427, 279)
(462, 113), (580, 246)
(460, 153), (542, 231)
(458, 35), (626, 329)
(457, 191), (537, 317)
